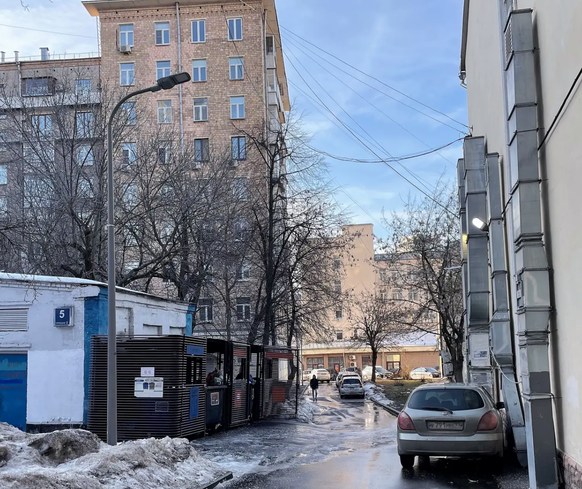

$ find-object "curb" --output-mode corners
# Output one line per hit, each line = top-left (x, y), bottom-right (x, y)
(199, 472), (234, 489)
(367, 396), (401, 417)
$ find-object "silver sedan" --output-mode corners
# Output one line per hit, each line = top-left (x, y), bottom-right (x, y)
(397, 383), (504, 471)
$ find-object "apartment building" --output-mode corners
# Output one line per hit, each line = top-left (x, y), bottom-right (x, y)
(0, 0), (289, 342)
(459, 1), (582, 486)
(301, 224), (439, 375)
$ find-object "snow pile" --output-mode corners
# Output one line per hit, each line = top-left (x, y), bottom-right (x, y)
(0, 423), (230, 489)
(364, 382), (395, 410)
(296, 399), (327, 424)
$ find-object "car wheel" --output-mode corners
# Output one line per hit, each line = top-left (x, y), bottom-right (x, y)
(340, 394), (344, 399)
(400, 455), (415, 469)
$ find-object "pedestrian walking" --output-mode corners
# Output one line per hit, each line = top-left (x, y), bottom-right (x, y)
(310, 374), (319, 401)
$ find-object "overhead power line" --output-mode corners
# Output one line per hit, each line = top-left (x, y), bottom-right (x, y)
(280, 25), (469, 132)
(0, 23), (97, 39)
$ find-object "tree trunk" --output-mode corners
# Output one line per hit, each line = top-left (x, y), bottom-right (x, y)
(371, 349), (378, 383)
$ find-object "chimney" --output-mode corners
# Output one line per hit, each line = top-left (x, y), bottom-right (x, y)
(14, 51), (19, 62)
(40, 47), (50, 61)
(0, 52), (5, 63)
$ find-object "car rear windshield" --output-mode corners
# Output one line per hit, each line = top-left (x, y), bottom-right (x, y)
(343, 378), (361, 385)
(408, 388), (485, 411)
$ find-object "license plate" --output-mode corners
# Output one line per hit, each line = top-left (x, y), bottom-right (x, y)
(427, 421), (464, 431)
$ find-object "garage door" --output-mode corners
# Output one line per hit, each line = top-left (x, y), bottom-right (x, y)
(0, 354), (27, 431)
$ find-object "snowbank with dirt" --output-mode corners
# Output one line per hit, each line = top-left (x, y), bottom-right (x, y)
(364, 382), (396, 411)
(296, 399), (327, 424)
(0, 423), (230, 489)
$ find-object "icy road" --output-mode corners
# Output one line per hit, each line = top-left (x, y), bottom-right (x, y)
(194, 383), (529, 489)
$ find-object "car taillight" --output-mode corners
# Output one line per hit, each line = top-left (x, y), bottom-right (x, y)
(397, 411), (416, 431)
(477, 410), (498, 431)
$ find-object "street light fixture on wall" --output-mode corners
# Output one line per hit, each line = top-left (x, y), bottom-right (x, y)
(471, 217), (488, 231)
(106, 72), (191, 446)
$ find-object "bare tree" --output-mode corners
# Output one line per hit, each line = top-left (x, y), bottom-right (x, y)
(349, 291), (405, 382)
(380, 183), (464, 381)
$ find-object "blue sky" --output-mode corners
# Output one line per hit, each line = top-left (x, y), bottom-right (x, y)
(0, 0), (468, 237)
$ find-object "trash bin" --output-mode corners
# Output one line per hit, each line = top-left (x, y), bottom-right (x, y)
(206, 385), (227, 427)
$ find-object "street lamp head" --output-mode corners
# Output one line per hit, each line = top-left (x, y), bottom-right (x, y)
(156, 72), (191, 90)
(471, 217), (488, 231)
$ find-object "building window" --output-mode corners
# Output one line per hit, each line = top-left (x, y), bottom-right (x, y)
(361, 355), (372, 368)
(266, 35), (275, 54)
(198, 298), (213, 322)
(230, 96), (245, 119)
(267, 70), (276, 91)
(234, 219), (248, 241)
(336, 331), (343, 341)
(119, 24), (134, 47)
(193, 98), (208, 121)
(156, 60), (171, 80)
(194, 138), (209, 163)
(191, 20), (205, 43)
(78, 177), (93, 198)
(334, 281), (341, 294)
(158, 143), (171, 164)
(306, 357), (323, 370)
(0, 165), (6, 185)
(157, 100), (172, 123)
(237, 262), (250, 281)
(192, 59), (207, 82)
(122, 142), (137, 165)
(31, 114), (52, 135)
(23, 77), (52, 96)
(122, 102), (136, 125)
(392, 289), (403, 300)
(76, 145), (94, 166)
(231, 136), (246, 161)
(120, 63), (135, 86)
(155, 22), (170, 45)
(233, 177), (248, 201)
(236, 297), (251, 321)
(229, 57), (244, 80)
(333, 258), (341, 271)
(124, 183), (138, 205)
(379, 270), (388, 282)
(408, 289), (418, 301)
(227, 18), (242, 41)
(335, 306), (343, 321)
(76, 112), (93, 138)
(75, 79), (91, 95)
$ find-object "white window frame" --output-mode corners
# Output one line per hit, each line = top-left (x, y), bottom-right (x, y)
(237, 262), (250, 281)
(122, 102), (136, 125)
(236, 298), (251, 322)
(158, 143), (171, 164)
(124, 183), (138, 205)
(336, 331), (343, 341)
(119, 24), (134, 47)
(230, 96), (245, 119)
(229, 57), (244, 80)
(198, 298), (213, 323)
(157, 100), (172, 123)
(122, 142), (137, 165)
(156, 60), (171, 80)
(75, 79), (91, 95)
(227, 18), (242, 41)
(335, 306), (343, 321)
(76, 112), (93, 138)
(120, 62), (135, 86)
(192, 59), (207, 82)
(233, 176), (248, 201)
(76, 145), (94, 166)
(31, 114), (52, 135)
(0, 165), (6, 185)
(191, 20), (206, 43)
(155, 22), (170, 45)
(193, 98), (208, 121)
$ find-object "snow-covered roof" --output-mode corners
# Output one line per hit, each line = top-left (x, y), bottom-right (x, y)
(0, 272), (189, 306)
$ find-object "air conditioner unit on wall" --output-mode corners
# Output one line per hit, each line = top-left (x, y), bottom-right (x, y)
(350, 362), (357, 367)
(119, 45), (131, 54)
(349, 355), (356, 360)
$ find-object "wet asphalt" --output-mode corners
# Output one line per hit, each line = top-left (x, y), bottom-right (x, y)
(197, 383), (529, 489)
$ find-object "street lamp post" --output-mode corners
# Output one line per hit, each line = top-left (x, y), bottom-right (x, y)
(106, 72), (190, 446)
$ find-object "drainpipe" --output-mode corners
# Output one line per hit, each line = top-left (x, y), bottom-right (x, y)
(175, 2), (184, 155)
(497, 5), (558, 487)
(462, 136), (493, 394)
(457, 157), (469, 382)
(486, 152), (527, 466)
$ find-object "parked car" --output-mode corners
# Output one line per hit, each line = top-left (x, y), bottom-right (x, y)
(361, 365), (390, 381)
(336, 371), (361, 388)
(326, 368), (338, 381)
(409, 367), (440, 380)
(397, 383), (504, 471)
(301, 369), (312, 382)
(338, 376), (365, 399)
(311, 368), (331, 383)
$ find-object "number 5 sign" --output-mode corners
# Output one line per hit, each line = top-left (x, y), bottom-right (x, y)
(54, 307), (73, 327)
